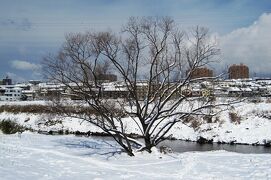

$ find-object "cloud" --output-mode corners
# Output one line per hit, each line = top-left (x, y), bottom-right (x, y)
(219, 13), (271, 76)
(11, 60), (41, 71)
(6, 72), (26, 83)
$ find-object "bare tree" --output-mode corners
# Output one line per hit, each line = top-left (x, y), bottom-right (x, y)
(43, 17), (234, 156)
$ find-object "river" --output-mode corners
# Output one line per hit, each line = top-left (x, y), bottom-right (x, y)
(159, 140), (271, 154)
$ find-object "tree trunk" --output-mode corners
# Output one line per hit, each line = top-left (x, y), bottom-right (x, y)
(124, 147), (134, 156)
(144, 134), (153, 153)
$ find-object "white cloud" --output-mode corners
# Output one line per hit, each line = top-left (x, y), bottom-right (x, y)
(11, 60), (41, 71)
(6, 72), (26, 83)
(218, 13), (271, 76)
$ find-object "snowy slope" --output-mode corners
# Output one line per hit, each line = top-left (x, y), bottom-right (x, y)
(0, 132), (270, 180)
(194, 101), (271, 144)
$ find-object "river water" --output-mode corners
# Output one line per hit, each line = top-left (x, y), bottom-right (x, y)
(31, 133), (271, 154)
(159, 140), (271, 154)
(92, 136), (271, 154)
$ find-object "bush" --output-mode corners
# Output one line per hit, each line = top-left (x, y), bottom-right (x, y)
(191, 119), (201, 130)
(44, 119), (63, 126)
(213, 116), (220, 123)
(203, 115), (213, 123)
(0, 119), (26, 134)
(249, 98), (262, 103)
(266, 98), (271, 103)
(0, 105), (96, 115)
(229, 112), (241, 124)
(256, 110), (271, 120)
(184, 116), (202, 130)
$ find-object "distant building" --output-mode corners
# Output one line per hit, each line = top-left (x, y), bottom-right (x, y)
(96, 74), (117, 82)
(189, 67), (213, 79)
(2, 76), (12, 85)
(0, 85), (22, 101)
(228, 64), (249, 79)
(29, 80), (42, 85)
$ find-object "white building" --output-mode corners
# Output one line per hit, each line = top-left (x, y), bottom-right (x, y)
(0, 85), (22, 101)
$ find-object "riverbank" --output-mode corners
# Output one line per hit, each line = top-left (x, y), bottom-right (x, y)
(0, 99), (271, 146)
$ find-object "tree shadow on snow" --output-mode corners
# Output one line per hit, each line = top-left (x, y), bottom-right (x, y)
(53, 136), (124, 160)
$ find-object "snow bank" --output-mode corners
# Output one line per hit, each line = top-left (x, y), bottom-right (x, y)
(0, 100), (271, 145)
(195, 101), (271, 145)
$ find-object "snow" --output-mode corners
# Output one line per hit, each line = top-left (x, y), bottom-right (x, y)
(0, 132), (270, 179)
(0, 99), (271, 145)
(228, 87), (241, 92)
(196, 101), (271, 144)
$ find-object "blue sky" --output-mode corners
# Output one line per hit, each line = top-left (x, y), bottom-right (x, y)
(0, 0), (271, 82)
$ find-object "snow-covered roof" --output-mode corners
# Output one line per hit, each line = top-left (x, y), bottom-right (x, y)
(39, 83), (64, 89)
(228, 87), (241, 92)
(240, 87), (252, 92)
(15, 83), (32, 88)
(22, 90), (35, 93)
(102, 82), (128, 91)
(12, 87), (22, 90)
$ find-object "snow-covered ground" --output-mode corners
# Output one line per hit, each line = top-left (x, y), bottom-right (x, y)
(0, 132), (270, 180)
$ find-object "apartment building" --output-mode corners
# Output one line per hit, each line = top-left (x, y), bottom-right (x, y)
(189, 67), (213, 79)
(0, 85), (22, 101)
(228, 64), (249, 79)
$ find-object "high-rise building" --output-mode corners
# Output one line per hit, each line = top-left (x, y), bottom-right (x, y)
(228, 64), (249, 79)
(2, 76), (12, 85)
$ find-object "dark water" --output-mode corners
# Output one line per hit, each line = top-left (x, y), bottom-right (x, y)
(159, 140), (271, 154)
(67, 135), (271, 154)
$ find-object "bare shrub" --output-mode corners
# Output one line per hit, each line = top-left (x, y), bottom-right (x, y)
(209, 95), (216, 102)
(184, 116), (202, 130)
(159, 146), (173, 154)
(249, 97), (262, 103)
(203, 115), (213, 123)
(266, 98), (271, 103)
(191, 119), (201, 130)
(256, 110), (271, 120)
(44, 119), (63, 126)
(229, 112), (241, 124)
(183, 116), (196, 124)
(213, 116), (220, 123)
